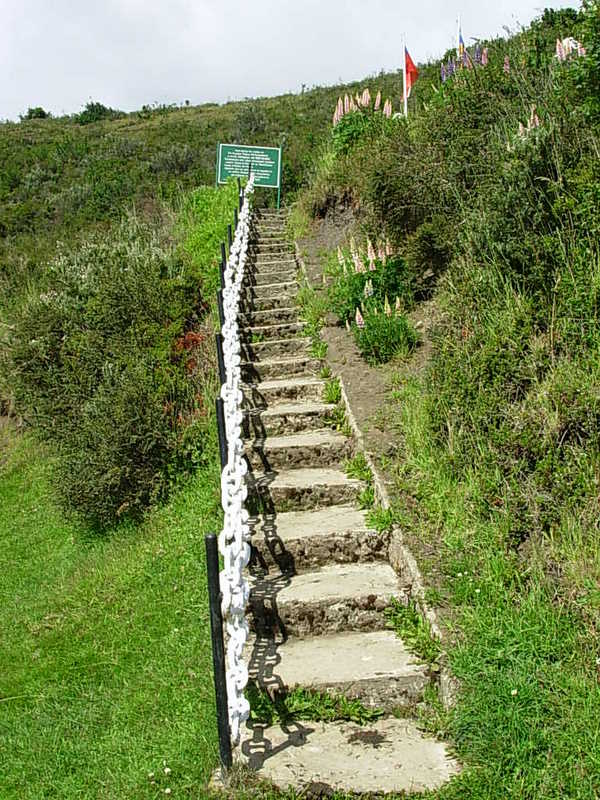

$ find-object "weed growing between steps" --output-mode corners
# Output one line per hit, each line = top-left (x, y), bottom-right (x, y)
(343, 452), (375, 510)
(365, 506), (396, 534)
(385, 599), (442, 666)
(296, 280), (328, 360)
(246, 684), (383, 727)
(322, 377), (341, 405)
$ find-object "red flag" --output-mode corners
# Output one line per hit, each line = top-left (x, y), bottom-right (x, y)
(405, 48), (419, 99)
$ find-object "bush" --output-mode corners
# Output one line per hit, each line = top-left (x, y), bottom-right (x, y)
(353, 311), (418, 364)
(5, 183), (237, 525)
(76, 101), (122, 125)
(20, 107), (51, 121)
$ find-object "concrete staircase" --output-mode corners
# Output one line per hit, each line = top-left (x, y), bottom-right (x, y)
(238, 209), (459, 795)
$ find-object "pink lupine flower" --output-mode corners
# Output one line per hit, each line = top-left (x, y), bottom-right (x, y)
(577, 41), (586, 57)
(369, 257), (376, 272)
(344, 94), (350, 114)
(384, 295), (392, 316)
(383, 99), (392, 118)
(385, 238), (393, 257)
(556, 38), (566, 62)
(353, 252), (365, 273)
(355, 308), (365, 328)
(374, 90), (381, 110)
(377, 244), (386, 265)
(337, 245), (344, 266)
(481, 47), (489, 66)
(349, 97), (357, 112)
(529, 105), (540, 129)
(518, 121), (526, 138)
(333, 110), (338, 126)
(503, 55), (510, 73)
(367, 239), (376, 262)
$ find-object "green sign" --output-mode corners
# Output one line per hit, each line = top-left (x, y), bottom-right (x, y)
(217, 143), (282, 189)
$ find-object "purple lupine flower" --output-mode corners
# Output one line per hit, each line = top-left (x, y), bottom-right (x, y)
(474, 44), (482, 64)
(481, 47), (488, 66)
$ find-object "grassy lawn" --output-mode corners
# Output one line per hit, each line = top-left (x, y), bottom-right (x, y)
(0, 421), (222, 799)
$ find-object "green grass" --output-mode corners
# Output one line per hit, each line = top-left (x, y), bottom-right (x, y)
(0, 423), (223, 799)
(384, 599), (442, 665)
(381, 375), (600, 799)
(322, 377), (341, 405)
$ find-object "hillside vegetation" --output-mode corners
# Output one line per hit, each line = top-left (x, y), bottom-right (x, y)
(295, 3), (600, 797)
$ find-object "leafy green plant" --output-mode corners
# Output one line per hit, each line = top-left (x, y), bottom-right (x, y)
(323, 377), (342, 404)
(366, 506), (396, 533)
(247, 684), (383, 726)
(385, 598), (442, 664)
(344, 451), (372, 482)
(353, 311), (419, 365)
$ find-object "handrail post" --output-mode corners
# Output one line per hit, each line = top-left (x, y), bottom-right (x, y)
(215, 333), (226, 387)
(205, 533), (233, 775)
(215, 397), (227, 471)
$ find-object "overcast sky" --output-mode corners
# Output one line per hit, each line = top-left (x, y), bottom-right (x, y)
(1, 0), (580, 121)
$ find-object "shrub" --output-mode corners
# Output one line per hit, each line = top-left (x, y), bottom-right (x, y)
(76, 101), (122, 125)
(20, 107), (51, 120)
(6, 183), (237, 525)
(353, 311), (418, 364)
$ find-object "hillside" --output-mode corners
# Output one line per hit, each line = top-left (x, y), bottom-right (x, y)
(2, 2), (600, 798)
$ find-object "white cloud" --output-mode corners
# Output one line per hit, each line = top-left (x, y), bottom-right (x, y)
(0, 0), (580, 120)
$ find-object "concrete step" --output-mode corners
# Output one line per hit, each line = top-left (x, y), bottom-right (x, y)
(242, 355), (321, 382)
(249, 562), (404, 637)
(249, 505), (388, 572)
(242, 280), (297, 300)
(242, 321), (305, 341)
(241, 293), (298, 314)
(239, 717), (460, 795)
(250, 260), (297, 273)
(245, 429), (351, 471)
(243, 400), (334, 436)
(243, 376), (325, 406)
(239, 307), (301, 327)
(247, 467), (361, 512)
(247, 630), (428, 709)
(246, 268), (297, 286)
(242, 337), (311, 362)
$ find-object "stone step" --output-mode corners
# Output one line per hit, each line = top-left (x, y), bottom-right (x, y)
(249, 505), (388, 572)
(242, 280), (297, 300)
(243, 400), (334, 436)
(245, 429), (351, 471)
(249, 259), (297, 272)
(239, 307), (301, 327)
(247, 467), (361, 512)
(242, 337), (310, 362)
(242, 321), (305, 341)
(243, 376), (325, 406)
(245, 268), (297, 286)
(247, 630), (428, 709)
(239, 718), (460, 795)
(242, 355), (321, 382)
(241, 293), (298, 314)
(249, 562), (404, 637)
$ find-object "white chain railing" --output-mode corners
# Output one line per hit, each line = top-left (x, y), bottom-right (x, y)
(217, 174), (255, 746)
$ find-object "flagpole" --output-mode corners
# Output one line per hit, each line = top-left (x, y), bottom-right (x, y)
(403, 35), (408, 117)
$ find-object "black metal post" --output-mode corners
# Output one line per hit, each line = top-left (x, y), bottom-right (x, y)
(234, 208), (238, 230)
(215, 397), (227, 471)
(220, 242), (226, 289)
(227, 224), (233, 251)
(216, 290), (225, 329)
(215, 333), (226, 387)
(239, 189), (244, 211)
(205, 533), (233, 774)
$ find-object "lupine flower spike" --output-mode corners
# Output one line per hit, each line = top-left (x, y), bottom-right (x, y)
(374, 90), (381, 110)
(378, 244), (387, 266)
(395, 296), (402, 314)
(384, 295), (392, 316)
(344, 94), (350, 113)
(350, 237), (357, 258)
(353, 252), (363, 273)
(481, 47), (488, 66)
(504, 55), (510, 74)
(385, 238), (393, 257)
(346, 319), (351, 332)
(367, 239), (376, 262)
(356, 308), (365, 328)
(337, 245), (344, 266)
(369, 257), (376, 272)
